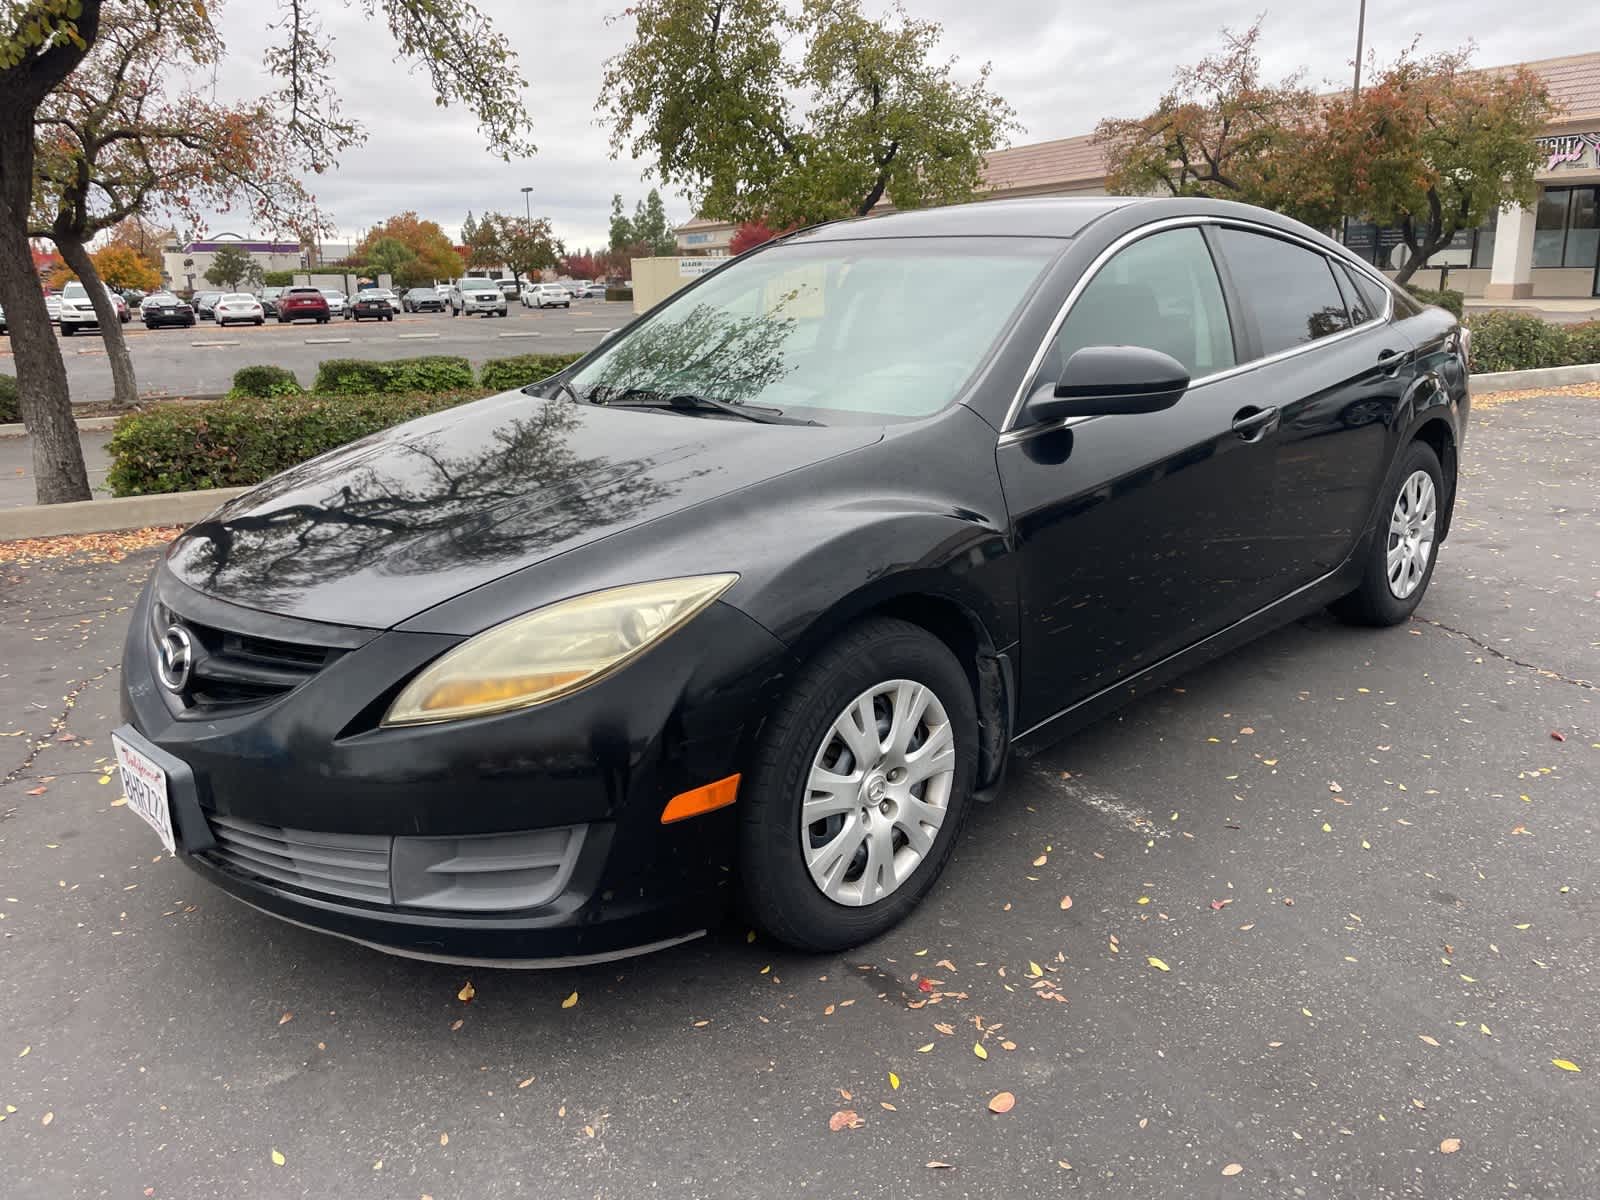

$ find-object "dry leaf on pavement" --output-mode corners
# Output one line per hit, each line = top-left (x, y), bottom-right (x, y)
(987, 1092), (1015, 1114)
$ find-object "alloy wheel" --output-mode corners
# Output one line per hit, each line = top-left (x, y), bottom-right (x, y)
(1386, 469), (1437, 600)
(801, 679), (956, 907)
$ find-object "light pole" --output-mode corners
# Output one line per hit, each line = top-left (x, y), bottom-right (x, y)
(520, 186), (533, 223)
(1342, 0), (1368, 253)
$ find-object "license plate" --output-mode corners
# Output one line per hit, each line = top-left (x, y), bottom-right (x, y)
(112, 733), (176, 854)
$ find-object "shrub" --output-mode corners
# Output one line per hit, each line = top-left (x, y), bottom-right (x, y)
(1465, 310), (1572, 373)
(106, 389), (487, 496)
(261, 269), (297, 287)
(1404, 286), (1465, 319)
(228, 364), (303, 398)
(478, 352), (584, 392)
(605, 286), (633, 303)
(312, 355), (474, 395)
(1566, 321), (1600, 367)
(0, 373), (17, 423)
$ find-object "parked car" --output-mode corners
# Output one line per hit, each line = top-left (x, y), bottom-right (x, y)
(434, 283), (452, 297)
(0, 302), (6, 334)
(566, 280), (602, 299)
(450, 276), (508, 317)
(111, 197), (1468, 963)
(496, 278), (521, 299)
(259, 286), (285, 317)
(403, 288), (445, 313)
(215, 293), (265, 326)
(349, 291), (396, 322)
(191, 292), (223, 321)
(320, 290), (347, 317)
(276, 286), (331, 324)
(140, 292), (195, 329)
(522, 283), (571, 309)
(45, 293), (61, 323)
(59, 281), (126, 335)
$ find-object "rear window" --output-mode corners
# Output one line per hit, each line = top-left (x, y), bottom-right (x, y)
(1216, 229), (1351, 356)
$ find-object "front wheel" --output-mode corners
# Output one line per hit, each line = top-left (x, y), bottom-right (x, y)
(1332, 440), (1445, 626)
(739, 618), (978, 952)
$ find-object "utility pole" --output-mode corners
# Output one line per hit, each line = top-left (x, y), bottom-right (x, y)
(521, 186), (533, 224)
(1342, 0), (1368, 253)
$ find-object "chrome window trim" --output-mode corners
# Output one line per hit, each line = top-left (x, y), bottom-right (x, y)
(999, 215), (1397, 437)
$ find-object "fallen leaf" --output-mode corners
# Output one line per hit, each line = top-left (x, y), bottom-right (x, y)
(828, 1110), (861, 1131)
(927, 1161), (956, 1169)
(880, 1100), (897, 1111)
(1060, 895), (1073, 910)
(1439, 1138), (1461, 1154)
(1027, 961), (1043, 977)
(439, 1132), (448, 1146)
(561, 992), (578, 1009)
(916, 1043), (934, 1053)
(449, 1019), (464, 1032)
(1221, 1163), (1244, 1176)
(1328, 781), (1342, 793)
(973, 1042), (988, 1060)
(888, 1072), (900, 1090)
(1210, 898), (1232, 911)
(1001, 1040), (1017, 1051)
(934, 1022), (955, 1036)
(987, 1091), (1015, 1114)
(271, 1149), (286, 1167)
(457, 981), (475, 1003)
(1322, 822), (1333, 833)
(1033, 854), (1047, 867)
(1058, 1160), (1073, 1170)
(278, 1012), (293, 1025)
(41, 1111), (53, 1126)
(1550, 731), (1566, 742)
(1419, 1035), (1440, 1047)
(26, 787), (45, 796)
(518, 1076), (534, 1088)
(1553, 1058), (1582, 1073)
(1137, 896), (1151, 906)
(1147, 956), (1170, 972)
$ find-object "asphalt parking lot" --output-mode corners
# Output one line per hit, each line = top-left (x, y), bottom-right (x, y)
(1, 393), (1595, 1199)
(0, 301), (633, 404)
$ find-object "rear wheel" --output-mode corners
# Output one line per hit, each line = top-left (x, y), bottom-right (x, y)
(739, 618), (978, 952)
(1333, 440), (1445, 626)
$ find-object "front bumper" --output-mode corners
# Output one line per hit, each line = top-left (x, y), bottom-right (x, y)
(119, 573), (788, 963)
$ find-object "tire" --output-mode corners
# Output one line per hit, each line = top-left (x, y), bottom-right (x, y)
(1332, 440), (1445, 626)
(278, 316), (286, 324)
(62, 325), (74, 336)
(739, 617), (979, 952)
(255, 318), (263, 326)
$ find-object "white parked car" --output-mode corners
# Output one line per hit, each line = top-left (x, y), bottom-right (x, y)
(58, 281), (127, 335)
(320, 289), (347, 316)
(450, 277), (508, 317)
(45, 293), (62, 323)
(214, 293), (265, 326)
(521, 282), (572, 309)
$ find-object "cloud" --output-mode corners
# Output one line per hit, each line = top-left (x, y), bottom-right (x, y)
(199, 0), (1593, 246)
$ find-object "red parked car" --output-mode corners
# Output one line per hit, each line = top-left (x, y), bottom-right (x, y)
(277, 286), (331, 324)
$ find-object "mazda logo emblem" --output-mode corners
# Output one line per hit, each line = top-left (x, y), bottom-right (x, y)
(157, 625), (193, 693)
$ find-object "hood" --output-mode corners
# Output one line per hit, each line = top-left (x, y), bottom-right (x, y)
(162, 392), (882, 629)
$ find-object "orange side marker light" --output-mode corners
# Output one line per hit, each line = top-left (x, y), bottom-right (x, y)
(660, 774), (741, 824)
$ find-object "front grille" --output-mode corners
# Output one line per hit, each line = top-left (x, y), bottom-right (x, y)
(209, 814), (392, 904)
(151, 600), (340, 713)
(204, 815), (588, 912)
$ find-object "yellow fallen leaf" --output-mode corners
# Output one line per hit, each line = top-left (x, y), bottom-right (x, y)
(41, 1111), (53, 1126)
(1361, 840), (1371, 850)
(1439, 1138), (1460, 1154)
(760, 965), (771, 974)
(457, 981), (475, 1003)
(1221, 1163), (1243, 1176)
(1460, 974), (1477, 983)
(1302, 1008), (1313, 1018)
(1513, 923), (1531, 930)
(1033, 854), (1047, 867)
(1147, 957), (1170, 972)
(562, 992), (579, 1009)
(746, 930), (756, 943)
(913, 948), (928, 956)
(271, 1149), (285, 1167)
(18, 1045), (29, 1058)
(1553, 1058), (1582, 1072)
(1027, 961), (1043, 977)
(1137, 896), (1151, 906)
(372, 1159), (383, 1170)
(97, 775), (112, 785)
(1321, 823), (1332, 833)
(916, 1043), (934, 1053)
(888, 1072), (900, 1090)
(440, 1132), (448, 1146)
(1480, 1024), (1492, 1036)
(973, 1042), (988, 1060)
(110, 796), (127, 806)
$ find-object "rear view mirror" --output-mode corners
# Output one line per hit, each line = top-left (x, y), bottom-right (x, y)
(1024, 345), (1190, 424)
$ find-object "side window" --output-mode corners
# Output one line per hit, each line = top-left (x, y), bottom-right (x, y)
(1035, 227), (1234, 389)
(1331, 261), (1373, 325)
(1343, 265), (1390, 322)
(1217, 229), (1352, 355)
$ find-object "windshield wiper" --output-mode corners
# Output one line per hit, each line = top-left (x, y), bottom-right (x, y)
(603, 389), (819, 426)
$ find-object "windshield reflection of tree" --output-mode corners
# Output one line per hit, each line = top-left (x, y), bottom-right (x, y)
(170, 400), (681, 607)
(585, 299), (800, 406)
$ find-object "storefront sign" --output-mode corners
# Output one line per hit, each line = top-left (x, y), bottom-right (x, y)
(678, 257), (716, 278)
(1536, 132), (1600, 171)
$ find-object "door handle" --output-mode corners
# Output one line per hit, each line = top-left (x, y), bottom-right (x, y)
(1377, 347), (1406, 377)
(1231, 405), (1280, 441)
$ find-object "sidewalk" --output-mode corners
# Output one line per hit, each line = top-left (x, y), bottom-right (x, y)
(1464, 296), (1600, 324)
(0, 428), (113, 508)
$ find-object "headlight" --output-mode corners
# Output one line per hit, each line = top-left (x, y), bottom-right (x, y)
(381, 574), (738, 727)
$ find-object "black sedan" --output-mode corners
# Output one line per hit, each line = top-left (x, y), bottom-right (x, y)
(140, 293), (195, 328)
(191, 291), (222, 320)
(403, 288), (445, 313)
(349, 291), (396, 322)
(115, 197), (1468, 964)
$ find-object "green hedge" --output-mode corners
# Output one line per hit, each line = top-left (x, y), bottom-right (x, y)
(604, 286), (633, 303)
(1405, 286), (1465, 319)
(0, 373), (17, 423)
(228, 364), (303, 398)
(106, 390), (486, 496)
(478, 352), (584, 392)
(1567, 321), (1600, 367)
(312, 355), (474, 395)
(1465, 311), (1576, 373)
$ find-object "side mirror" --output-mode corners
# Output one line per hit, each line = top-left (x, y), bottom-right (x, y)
(1024, 345), (1190, 424)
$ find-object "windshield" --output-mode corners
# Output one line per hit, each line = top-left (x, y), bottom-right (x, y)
(461, 279), (497, 291)
(63, 283), (87, 299)
(566, 237), (1059, 423)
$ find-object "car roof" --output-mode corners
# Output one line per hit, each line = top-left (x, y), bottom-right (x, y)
(790, 196), (1142, 243)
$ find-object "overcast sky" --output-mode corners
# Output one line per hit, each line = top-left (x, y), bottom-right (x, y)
(204, 0), (1592, 252)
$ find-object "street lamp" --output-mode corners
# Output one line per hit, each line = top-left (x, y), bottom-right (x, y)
(520, 186), (533, 223)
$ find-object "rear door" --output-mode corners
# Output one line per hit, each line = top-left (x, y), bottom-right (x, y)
(1209, 227), (1417, 591)
(996, 223), (1283, 731)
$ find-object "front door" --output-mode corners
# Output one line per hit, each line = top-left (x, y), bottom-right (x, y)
(996, 225), (1281, 733)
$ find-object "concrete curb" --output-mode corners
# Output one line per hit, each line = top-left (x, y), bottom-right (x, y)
(0, 487), (247, 540)
(1470, 362), (1600, 393)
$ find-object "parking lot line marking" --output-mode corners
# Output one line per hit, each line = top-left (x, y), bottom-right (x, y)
(190, 341), (240, 348)
(304, 337), (352, 345)
(496, 331), (543, 338)
(396, 333), (440, 340)
(573, 328), (617, 334)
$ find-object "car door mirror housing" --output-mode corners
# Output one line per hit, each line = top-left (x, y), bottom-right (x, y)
(1025, 345), (1191, 424)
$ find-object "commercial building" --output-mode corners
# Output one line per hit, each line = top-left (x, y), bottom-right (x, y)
(675, 50), (1600, 301)
(161, 232), (304, 292)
